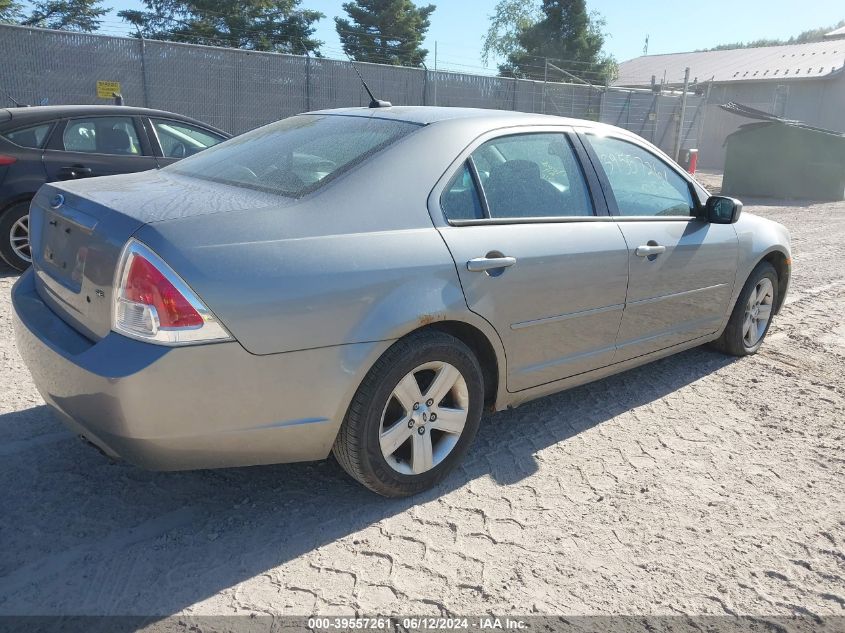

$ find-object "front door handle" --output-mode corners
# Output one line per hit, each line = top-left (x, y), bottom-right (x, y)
(467, 256), (517, 272)
(635, 244), (667, 257)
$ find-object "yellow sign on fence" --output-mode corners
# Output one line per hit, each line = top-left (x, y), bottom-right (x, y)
(96, 80), (121, 99)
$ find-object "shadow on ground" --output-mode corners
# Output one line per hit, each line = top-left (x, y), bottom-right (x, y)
(0, 346), (735, 620)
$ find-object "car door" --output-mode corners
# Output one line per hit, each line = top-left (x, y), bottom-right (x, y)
(579, 131), (739, 362)
(433, 128), (630, 392)
(0, 120), (54, 193)
(42, 115), (158, 182)
(145, 117), (226, 167)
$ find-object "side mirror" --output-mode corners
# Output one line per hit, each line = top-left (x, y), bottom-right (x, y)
(705, 196), (743, 224)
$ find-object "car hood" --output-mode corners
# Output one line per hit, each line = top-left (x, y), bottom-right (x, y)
(53, 169), (289, 224)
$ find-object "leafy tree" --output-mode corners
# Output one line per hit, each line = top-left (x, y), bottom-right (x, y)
(119, 0), (324, 54)
(21, 0), (107, 31)
(335, 0), (435, 67)
(481, 0), (541, 66)
(1, 0), (23, 23)
(702, 19), (845, 51)
(500, 0), (615, 85)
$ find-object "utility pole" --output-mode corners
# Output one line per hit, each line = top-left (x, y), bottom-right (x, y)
(673, 66), (690, 163)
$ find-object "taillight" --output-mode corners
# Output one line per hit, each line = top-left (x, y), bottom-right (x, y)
(0, 154), (17, 166)
(112, 239), (231, 345)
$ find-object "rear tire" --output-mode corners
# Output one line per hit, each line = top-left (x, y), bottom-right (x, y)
(0, 201), (32, 271)
(712, 262), (778, 357)
(333, 330), (484, 497)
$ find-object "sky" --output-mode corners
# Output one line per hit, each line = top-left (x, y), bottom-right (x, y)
(60, 0), (845, 74)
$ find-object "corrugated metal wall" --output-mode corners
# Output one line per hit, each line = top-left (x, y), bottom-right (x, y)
(695, 76), (845, 170)
(0, 24), (703, 157)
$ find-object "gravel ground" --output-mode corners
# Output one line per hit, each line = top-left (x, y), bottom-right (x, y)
(0, 196), (843, 619)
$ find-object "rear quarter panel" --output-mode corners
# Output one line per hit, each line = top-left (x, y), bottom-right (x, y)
(134, 120), (508, 360)
(0, 139), (47, 206)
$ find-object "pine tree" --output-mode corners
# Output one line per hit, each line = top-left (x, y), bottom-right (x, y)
(335, 0), (435, 67)
(119, 0), (324, 54)
(22, 0), (107, 31)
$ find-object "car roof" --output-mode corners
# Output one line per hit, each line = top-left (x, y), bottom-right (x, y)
(305, 105), (605, 128)
(0, 105), (229, 136)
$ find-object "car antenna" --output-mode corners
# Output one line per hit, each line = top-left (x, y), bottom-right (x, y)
(345, 54), (392, 108)
(3, 90), (27, 107)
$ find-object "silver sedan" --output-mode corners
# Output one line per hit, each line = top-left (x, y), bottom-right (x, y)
(12, 107), (791, 497)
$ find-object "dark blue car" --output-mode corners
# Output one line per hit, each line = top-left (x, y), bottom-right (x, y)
(0, 105), (228, 270)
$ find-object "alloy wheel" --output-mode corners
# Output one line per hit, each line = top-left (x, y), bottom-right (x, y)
(743, 277), (774, 348)
(9, 213), (31, 263)
(379, 360), (469, 475)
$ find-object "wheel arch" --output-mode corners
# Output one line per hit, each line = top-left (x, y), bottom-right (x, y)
(758, 249), (790, 314)
(347, 315), (507, 418)
(712, 245), (790, 347)
(0, 192), (36, 215)
(423, 320), (501, 410)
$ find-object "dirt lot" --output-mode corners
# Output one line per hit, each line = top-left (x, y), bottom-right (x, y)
(0, 194), (843, 619)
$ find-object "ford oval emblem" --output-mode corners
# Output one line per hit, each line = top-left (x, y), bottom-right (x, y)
(50, 194), (64, 209)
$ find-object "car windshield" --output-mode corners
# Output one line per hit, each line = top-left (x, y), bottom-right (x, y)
(167, 114), (420, 197)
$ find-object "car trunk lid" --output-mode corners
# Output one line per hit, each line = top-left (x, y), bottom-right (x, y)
(30, 186), (145, 341)
(49, 169), (287, 224)
(30, 172), (283, 341)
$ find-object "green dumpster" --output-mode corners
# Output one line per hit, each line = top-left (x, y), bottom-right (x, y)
(722, 121), (845, 201)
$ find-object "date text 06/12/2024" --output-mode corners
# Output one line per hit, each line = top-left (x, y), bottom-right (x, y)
(307, 617), (528, 630)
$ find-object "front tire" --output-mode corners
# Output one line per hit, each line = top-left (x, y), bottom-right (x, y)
(0, 201), (32, 271)
(333, 330), (484, 497)
(713, 261), (778, 356)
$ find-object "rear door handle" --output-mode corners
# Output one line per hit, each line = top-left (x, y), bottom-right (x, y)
(635, 244), (666, 257)
(467, 256), (517, 272)
(58, 165), (93, 179)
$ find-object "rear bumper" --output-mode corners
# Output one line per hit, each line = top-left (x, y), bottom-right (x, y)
(12, 269), (389, 470)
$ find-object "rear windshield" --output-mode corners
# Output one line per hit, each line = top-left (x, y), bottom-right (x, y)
(168, 114), (420, 197)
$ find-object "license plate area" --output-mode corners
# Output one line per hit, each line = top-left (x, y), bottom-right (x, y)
(42, 207), (99, 292)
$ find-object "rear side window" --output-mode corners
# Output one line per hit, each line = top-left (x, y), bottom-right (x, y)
(3, 123), (52, 149)
(151, 118), (224, 158)
(63, 117), (142, 155)
(442, 132), (593, 221)
(441, 163), (484, 220)
(169, 114), (420, 197)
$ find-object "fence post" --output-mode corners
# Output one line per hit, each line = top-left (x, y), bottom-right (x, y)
(300, 40), (311, 112)
(696, 81), (712, 163)
(672, 66), (690, 162)
(138, 33), (150, 108)
(433, 41), (437, 106)
(542, 58), (548, 114)
(421, 64), (427, 106)
(651, 94), (659, 144)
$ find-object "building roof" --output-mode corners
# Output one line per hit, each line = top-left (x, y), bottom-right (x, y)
(616, 39), (845, 87)
(825, 25), (845, 38)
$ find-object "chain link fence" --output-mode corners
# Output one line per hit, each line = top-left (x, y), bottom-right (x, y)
(0, 24), (704, 158)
